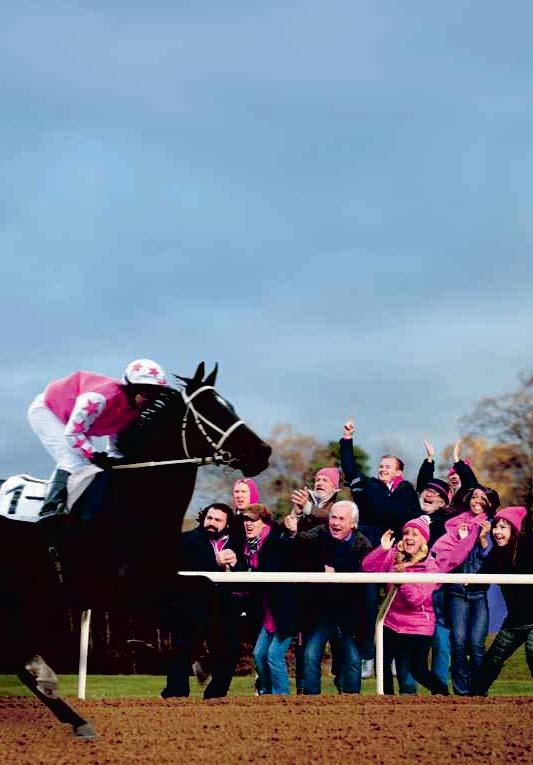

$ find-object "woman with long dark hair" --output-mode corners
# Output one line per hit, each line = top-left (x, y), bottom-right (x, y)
(472, 506), (532, 695)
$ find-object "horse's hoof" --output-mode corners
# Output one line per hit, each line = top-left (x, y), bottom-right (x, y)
(73, 722), (99, 740)
(24, 655), (59, 698)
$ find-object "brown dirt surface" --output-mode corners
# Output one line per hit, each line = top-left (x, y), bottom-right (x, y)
(1, 696), (532, 765)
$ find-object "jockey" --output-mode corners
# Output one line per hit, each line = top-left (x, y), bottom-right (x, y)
(27, 359), (168, 518)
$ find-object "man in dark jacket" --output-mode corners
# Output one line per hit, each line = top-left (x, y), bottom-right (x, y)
(284, 500), (371, 694)
(340, 421), (420, 546)
(161, 502), (243, 699)
(340, 420), (421, 679)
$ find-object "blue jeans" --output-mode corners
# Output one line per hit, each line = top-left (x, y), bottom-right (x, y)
(253, 627), (293, 695)
(432, 622), (451, 688)
(449, 589), (488, 695)
(303, 618), (361, 694)
(394, 652), (418, 694)
(431, 588), (450, 688)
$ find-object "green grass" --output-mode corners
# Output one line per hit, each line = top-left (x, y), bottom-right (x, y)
(1, 635), (530, 699)
(0, 673), (531, 699)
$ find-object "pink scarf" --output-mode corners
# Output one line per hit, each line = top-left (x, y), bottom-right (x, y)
(389, 474), (404, 493)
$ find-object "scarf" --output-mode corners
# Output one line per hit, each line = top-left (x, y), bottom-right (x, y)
(244, 524), (271, 570)
(388, 474), (404, 494)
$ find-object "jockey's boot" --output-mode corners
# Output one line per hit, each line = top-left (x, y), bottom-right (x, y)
(39, 468), (71, 518)
(24, 655), (59, 698)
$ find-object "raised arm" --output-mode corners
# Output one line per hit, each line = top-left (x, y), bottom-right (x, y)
(416, 439), (436, 492)
(339, 420), (366, 497)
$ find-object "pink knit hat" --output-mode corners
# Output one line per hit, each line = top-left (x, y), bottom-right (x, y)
(315, 467), (340, 490)
(233, 478), (260, 505)
(494, 506), (527, 533)
(403, 516), (431, 542)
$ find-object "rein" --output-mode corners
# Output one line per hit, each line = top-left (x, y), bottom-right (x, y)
(112, 455), (227, 470)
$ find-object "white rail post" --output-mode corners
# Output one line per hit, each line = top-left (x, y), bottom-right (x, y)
(78, 609), (91, 700)
(374, 585), (399, 695)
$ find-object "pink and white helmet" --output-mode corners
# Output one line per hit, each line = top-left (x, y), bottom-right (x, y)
(122, 358), (168, 387)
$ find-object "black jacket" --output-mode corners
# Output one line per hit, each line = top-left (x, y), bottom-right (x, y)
(241, 522), (301, 636)
(288, 525), (372, 640)
(340, 438), (420, 547)
(416, 458), (478, 517)
(172, 525), (243, 635)
(480, 534), (533, 629)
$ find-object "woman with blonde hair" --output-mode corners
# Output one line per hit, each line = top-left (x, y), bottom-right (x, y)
(363, 516), (478, 695)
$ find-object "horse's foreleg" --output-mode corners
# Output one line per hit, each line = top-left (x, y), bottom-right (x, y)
(17, 661), (98, 739)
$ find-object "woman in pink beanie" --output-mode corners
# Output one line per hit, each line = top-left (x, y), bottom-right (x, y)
(472, 506), (533, 695)
(363, 516), (479, 695)
(233, 478), (260, 513)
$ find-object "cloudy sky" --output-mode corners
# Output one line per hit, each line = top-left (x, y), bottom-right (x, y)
(1, 1), (532, 488)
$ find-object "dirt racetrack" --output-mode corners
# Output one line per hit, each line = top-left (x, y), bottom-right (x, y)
(1, 696), (532, 765)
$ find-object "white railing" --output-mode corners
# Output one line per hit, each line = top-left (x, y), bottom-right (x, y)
(77, 572), (533, 699)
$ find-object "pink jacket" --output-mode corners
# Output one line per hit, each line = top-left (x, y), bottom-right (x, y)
(44, 371), (140, 459)
(362, 528), (479, 636)
(430, 510), (488, 568)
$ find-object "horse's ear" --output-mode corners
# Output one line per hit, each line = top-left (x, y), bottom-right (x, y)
(192, 362), (205, 384)
(204, 363), (218, 387)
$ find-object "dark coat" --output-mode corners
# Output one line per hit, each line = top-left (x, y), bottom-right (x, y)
(172, 525), (243, 636)
(416, 458), (478, 517)
(340, 438), (420, 547)
(480, 534), (533, 628)
(241, 522), (301, 637)
(288, 525), (372, 640)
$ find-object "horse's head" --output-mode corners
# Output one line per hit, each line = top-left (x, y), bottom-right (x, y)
(116, 362), (271, 477)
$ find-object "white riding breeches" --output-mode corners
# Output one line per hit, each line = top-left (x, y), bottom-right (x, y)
(27, 393), (91, 473)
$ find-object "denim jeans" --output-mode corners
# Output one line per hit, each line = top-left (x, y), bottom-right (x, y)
(472, 626), (533, 695)
(394, 652), (418, 694)
(448, 589), (488, 695)
(253, 627), (293, 695)
(303, 618), (361, 694)
(431, 622), (451, 688)
(431, 588), (450, 688)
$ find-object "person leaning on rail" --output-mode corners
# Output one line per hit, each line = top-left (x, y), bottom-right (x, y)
(362, 515), (486, 695)
(161, 502), (243, 700)
(287, 466), (345, 691)
(237, 503), (300, 696)
(472, 506), (533, 696)
(284, 500), (371, 695)
(431, 485), (500, 696)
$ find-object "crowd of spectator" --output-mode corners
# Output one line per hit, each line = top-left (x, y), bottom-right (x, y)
(161, 422), (532, 700)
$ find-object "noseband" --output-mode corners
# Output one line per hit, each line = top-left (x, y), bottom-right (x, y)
(180, 385), (245, 463)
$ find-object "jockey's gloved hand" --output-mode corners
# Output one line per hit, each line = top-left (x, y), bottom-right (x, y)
(90, 452), (120, 470)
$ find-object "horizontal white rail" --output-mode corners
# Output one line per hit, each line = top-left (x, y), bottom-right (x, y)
(78, 571), (533, 698)
(177, 571), (533, 584)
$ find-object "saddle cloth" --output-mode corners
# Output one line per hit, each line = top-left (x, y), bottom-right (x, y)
(0, 466), (103, 522)
(0, 475), (47, 522)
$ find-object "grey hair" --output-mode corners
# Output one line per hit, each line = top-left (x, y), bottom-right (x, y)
(330, 500), (359, 527)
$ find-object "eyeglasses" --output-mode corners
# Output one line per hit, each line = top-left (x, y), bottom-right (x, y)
(243, 516), (260, 522)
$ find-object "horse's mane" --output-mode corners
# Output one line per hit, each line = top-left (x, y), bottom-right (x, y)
(116, 386), (184, 461)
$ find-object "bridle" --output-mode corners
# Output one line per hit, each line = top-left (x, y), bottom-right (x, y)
(180, 385), (245, 464)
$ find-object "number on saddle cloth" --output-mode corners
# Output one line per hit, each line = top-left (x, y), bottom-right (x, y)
(0, 475), (47, 522)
